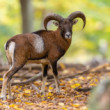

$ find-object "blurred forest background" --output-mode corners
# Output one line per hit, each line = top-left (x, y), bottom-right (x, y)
(0, 0), (110, 64)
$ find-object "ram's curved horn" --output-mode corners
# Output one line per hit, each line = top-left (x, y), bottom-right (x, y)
(68, 11), (86, 29)
(44, 13), (63, 30)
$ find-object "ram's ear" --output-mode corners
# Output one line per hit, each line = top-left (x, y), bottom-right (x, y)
(72, 19), (78, 25)
(53, 21), (59, 26)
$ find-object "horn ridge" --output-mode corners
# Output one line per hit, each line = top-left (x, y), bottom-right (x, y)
(68, 11), (86, 29)
(44, 13), (63, 30)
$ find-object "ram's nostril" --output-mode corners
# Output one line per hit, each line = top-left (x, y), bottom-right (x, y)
(66, 34), (70, 37)
(65, 32), (71, 37)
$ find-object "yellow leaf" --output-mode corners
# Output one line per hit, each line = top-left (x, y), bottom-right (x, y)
(69, 79), (73, 84)
(49, 86), (53, 90)
(23, 93), (30, 96)
(63, 70), (68, 74)
(75, 95), (82, 98)
(81, 106), (88, 110)
(62, 107), (67, 110)
(71, 103), (80, 107)
(73, 78), (78, 81)
(19, 109), (25, 110)
(41, 101), (47, 104)
(87, 76), (92, 79)
(3, 104), (8, 107)
(15, 99), (22, 102)
(41, 94), (45, 97)
(24, 89), (31, 94)
(0, 78), (3, 81)
(47, 92), (53, 96)
(9, 104), (18, 107)
(17, 93), (23, 98)
(25, 102), (34, 105)
(59, 63), (65, 69)
(94, 79), (98, 83)
(59, 102), (64, 106)
(48, 103), (53, 105)
(71, 83), (81, 89)
(15, 90), (19, 93)
(15, 86), (19, 89)
(9, 104), (19, 109)
(79, 76), (85, 80)
(23, 89), (31, 96)
(58, 95), (64, 98)
(90, 83), (96, 86)
(48, 97), (50, 99)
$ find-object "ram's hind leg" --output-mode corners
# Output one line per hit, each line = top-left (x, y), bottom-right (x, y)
(0, 65), (23, 100)
(5, 50), (13, 99)
(8, 80), (13, 99)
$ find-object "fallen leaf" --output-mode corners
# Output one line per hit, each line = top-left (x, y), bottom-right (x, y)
(59, 102), (64, 106)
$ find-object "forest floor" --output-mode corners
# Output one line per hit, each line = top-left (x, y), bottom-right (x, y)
(0, 62), (110, 110)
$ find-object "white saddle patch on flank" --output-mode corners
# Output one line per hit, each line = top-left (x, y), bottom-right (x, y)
(34, 34), (44, 53)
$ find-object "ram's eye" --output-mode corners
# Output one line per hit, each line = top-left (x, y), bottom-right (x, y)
(53, 21), (59, 26)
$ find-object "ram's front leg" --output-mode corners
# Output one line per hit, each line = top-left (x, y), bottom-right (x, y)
(51, 62), (60, 93)
(41, 64), (48, 95)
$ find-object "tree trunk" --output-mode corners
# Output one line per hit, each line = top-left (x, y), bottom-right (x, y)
(20, 0), (33, 33)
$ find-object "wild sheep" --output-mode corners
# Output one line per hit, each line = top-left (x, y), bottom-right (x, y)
(1, 11), (86, 100)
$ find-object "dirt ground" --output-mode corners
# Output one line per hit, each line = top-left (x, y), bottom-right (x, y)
(0, 63), (110, 110)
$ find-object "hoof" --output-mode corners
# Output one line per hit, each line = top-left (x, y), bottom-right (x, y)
(40, 91), (45, 96)
(40, 89), (46, 96)
(0, 96), (6, 100)
(56, 89), (60, 94)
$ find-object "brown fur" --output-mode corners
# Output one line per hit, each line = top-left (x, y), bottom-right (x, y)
(6, 28), (71, 67)
(0, 29), (71, 100)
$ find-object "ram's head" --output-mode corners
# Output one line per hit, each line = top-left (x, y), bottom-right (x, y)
(44, 11), (86, 39)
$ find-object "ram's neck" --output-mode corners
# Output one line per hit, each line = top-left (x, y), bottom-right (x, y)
(55, 29), (72, 51)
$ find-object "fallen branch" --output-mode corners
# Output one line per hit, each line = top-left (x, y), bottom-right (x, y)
(0, 74), (34, 79)
(12, 72), (42, 86)
(0, 72), (42, 88)
(75, 87), (93, 92)
(31, 84), (40, 93)
(0, 62), (110, 88)
(0, 64), (41, 72)
(0, 63), (86, 72)
(0, 69), (90, 87)
(90, 62), (110, 72)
